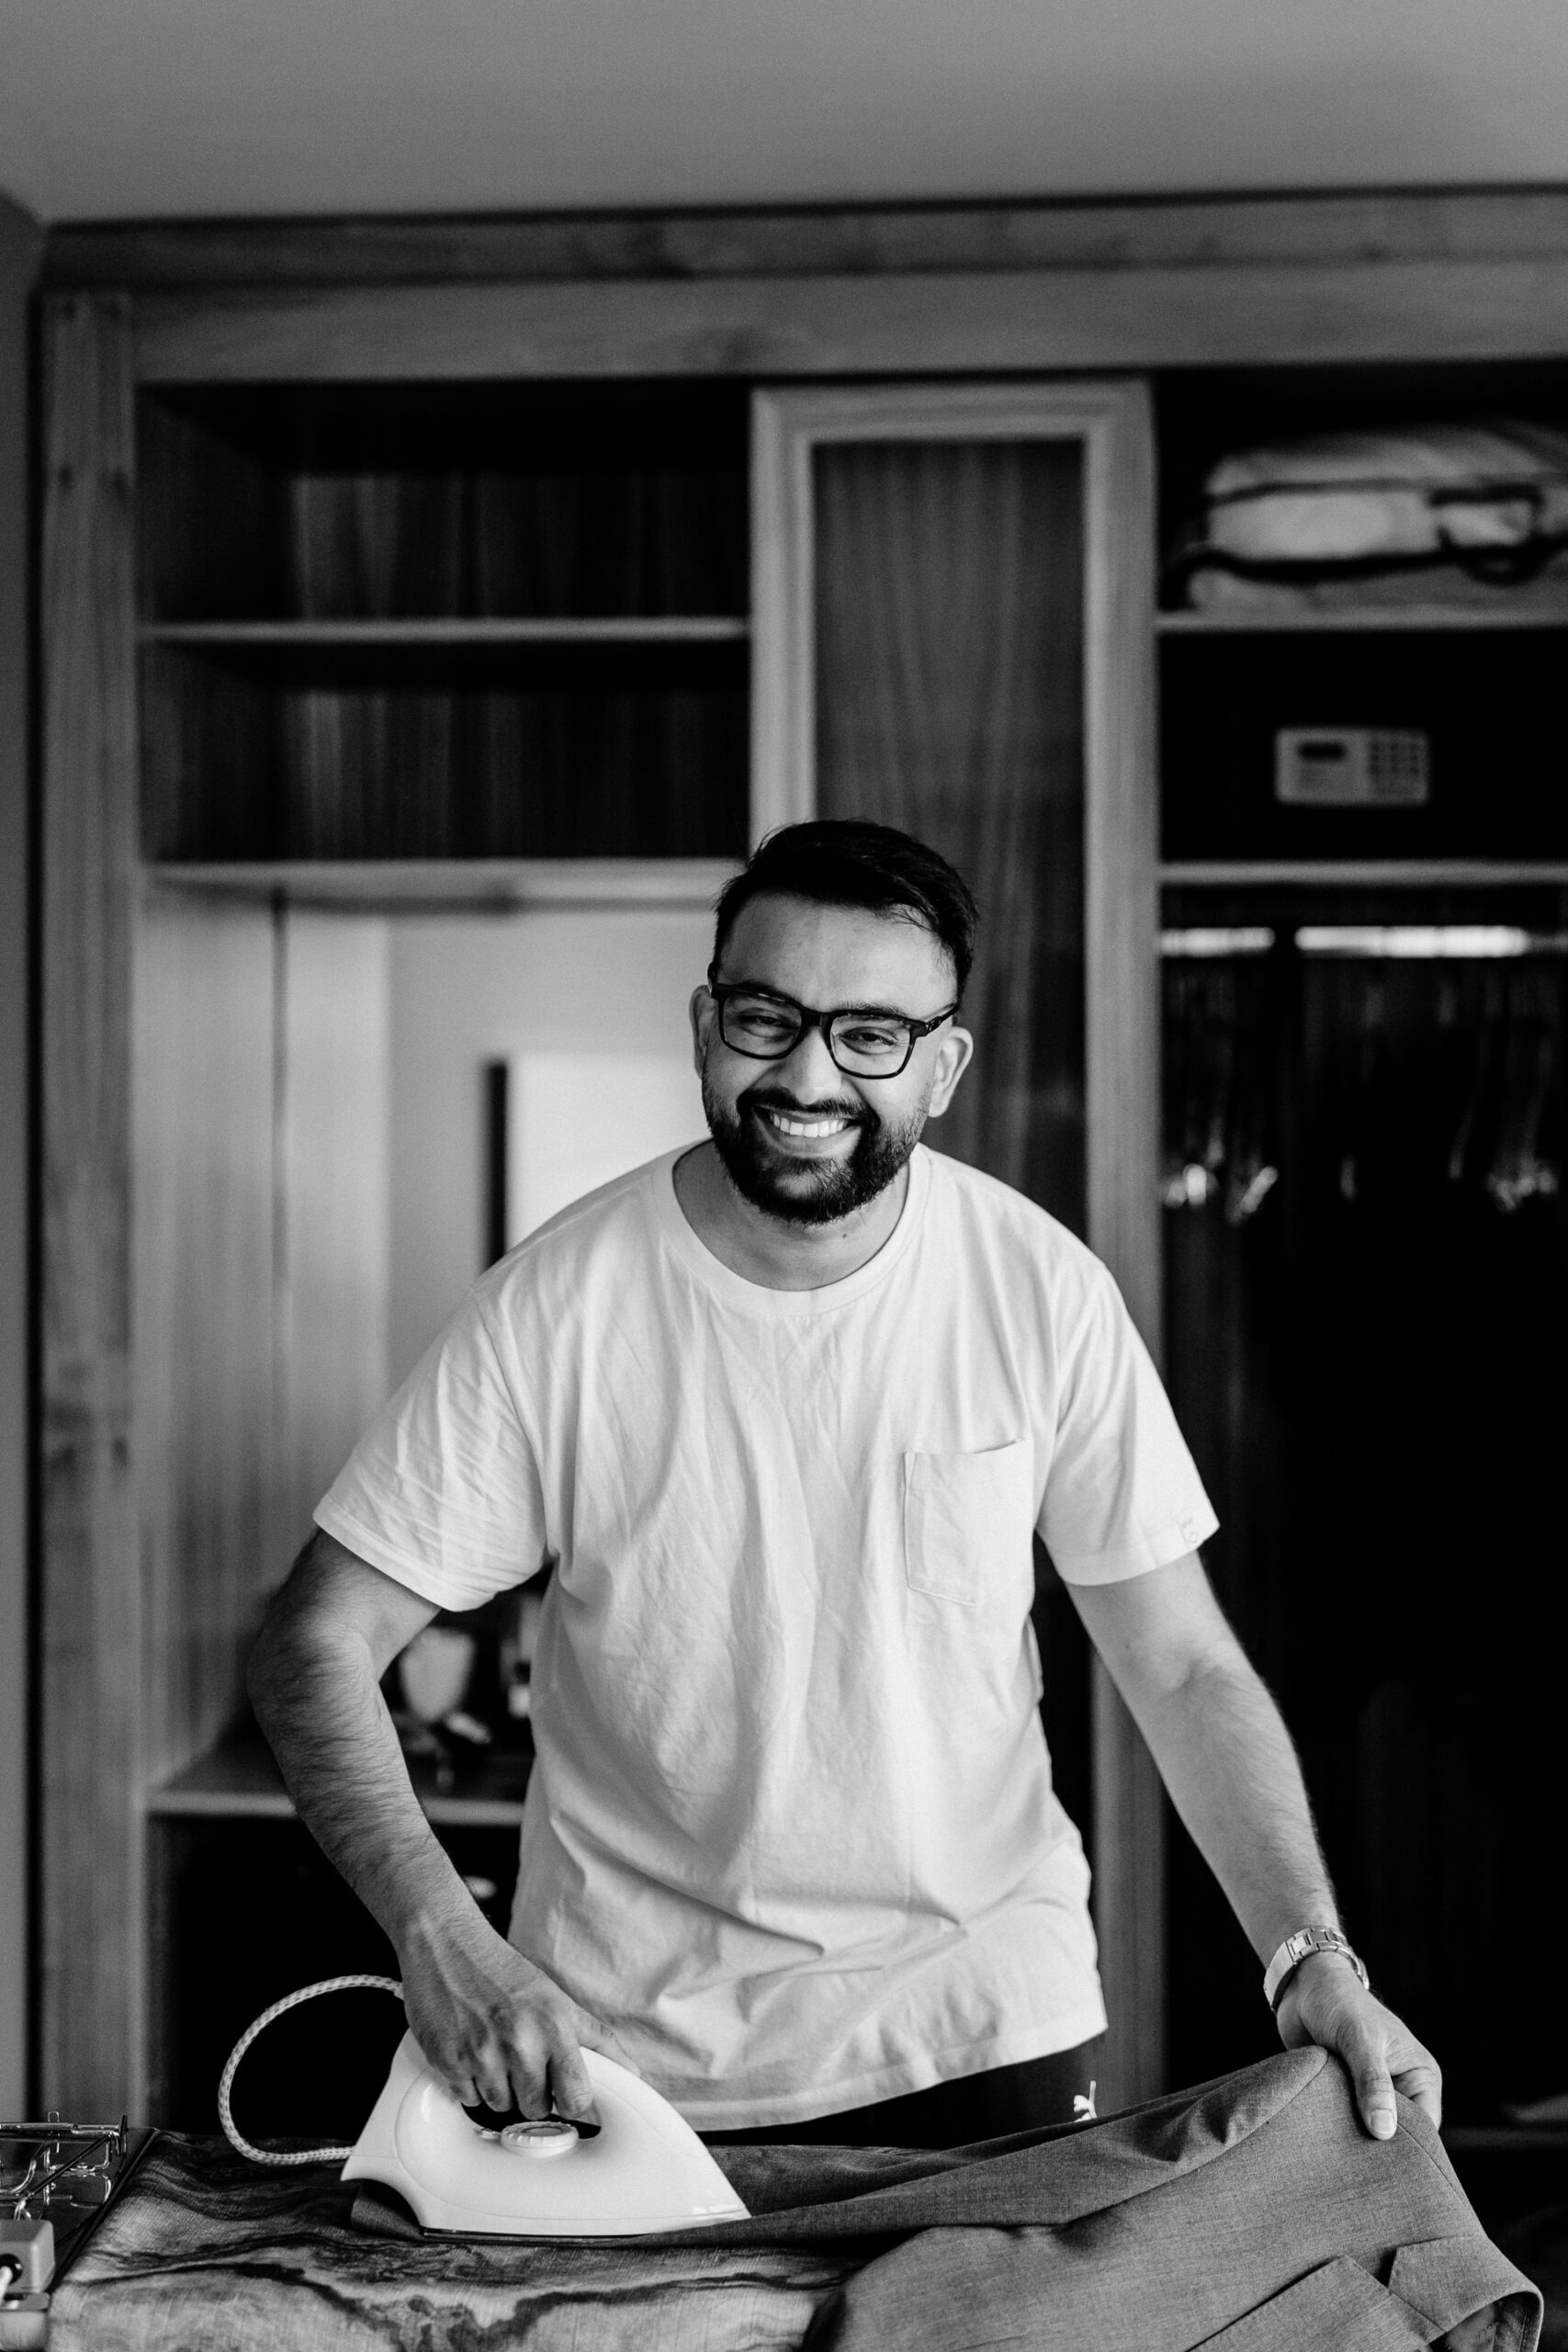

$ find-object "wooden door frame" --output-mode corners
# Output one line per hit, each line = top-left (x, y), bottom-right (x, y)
(750, 382), (1165, 2103)
(39, 293), (145, 2114)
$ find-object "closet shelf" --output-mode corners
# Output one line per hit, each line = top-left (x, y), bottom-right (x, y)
(1159, 861), (1568, 888)
(1157, 607), (1568, 636)
(140, 617), (751, 648)
(141, 857), (739, 910)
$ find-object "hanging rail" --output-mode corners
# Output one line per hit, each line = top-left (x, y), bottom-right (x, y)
(1160, 925), (1568, 960)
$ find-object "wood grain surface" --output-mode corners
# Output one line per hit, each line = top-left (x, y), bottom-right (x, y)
(39, 293), (143, 2115)
(273, 910), (392, 1580)
(128, 254), (1568, 386)
(133, 892), (276, 1788)
(41, 186), (1568, 291)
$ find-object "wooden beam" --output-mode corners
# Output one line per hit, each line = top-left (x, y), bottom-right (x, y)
(39, 294), (143, 2115)
(42, 186), (1568, 292)
(130, 253), (1568, 384)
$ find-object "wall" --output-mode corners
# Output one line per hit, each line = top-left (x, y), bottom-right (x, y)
(0, 188), (41, 2115)
(387, 909), (711, 1388)
(8, 0), (1568, 218)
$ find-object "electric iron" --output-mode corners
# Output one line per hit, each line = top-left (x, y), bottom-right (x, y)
(219, 1976), (749, 2239)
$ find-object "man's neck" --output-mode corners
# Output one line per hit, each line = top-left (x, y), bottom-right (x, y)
(671, 1142), (910, 1292)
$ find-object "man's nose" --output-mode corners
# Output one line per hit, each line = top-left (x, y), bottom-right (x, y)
(773, 1023), (843, 1098)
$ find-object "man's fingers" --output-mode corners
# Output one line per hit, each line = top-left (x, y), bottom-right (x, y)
(501, 2025), (556, 2118)
(547, 2034), (601, 2128)
(1393, 2059), (1443, 2132)
(1350, 2052), (1399, 2140)
(474, 2041), (529, 2114)
(1285, 1962), (1444, 2145)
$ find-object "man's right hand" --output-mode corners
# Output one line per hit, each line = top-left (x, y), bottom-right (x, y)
(247, 1535), (637, 2133)
(397, 1894), (635, 2129)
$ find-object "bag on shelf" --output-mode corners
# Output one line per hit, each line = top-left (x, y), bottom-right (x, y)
(1168, 419), (1568, 613)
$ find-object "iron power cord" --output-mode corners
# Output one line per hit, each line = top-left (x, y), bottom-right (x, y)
(218, 1975), (404, 2165)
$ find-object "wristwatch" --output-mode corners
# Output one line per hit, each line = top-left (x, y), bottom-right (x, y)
(1262, 1925), (1370, 2012)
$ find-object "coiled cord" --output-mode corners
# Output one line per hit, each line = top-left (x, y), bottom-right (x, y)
(218, 1974), (404, 2165)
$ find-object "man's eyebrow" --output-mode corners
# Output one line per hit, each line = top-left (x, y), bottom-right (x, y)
(722, 979), (917, 1020)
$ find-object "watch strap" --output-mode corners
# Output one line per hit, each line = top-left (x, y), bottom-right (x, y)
(1262, 1925), (1370, 2011)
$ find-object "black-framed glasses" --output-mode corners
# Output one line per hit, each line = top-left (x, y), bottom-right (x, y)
(706, 978), (960, 1078)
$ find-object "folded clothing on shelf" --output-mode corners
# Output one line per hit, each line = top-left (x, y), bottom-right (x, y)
(1171, 419), (1568, 610)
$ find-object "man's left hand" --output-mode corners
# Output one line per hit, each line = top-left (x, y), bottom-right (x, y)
(1275, 1952), (1442, 2140)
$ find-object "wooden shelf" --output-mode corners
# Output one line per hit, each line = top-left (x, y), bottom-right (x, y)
(148, 1727), (532, 1827)
(140, 616), (751, 648)
(141, 856), (739, 910)
(1160, 861), (1568, 888)
(1158, 606), (1568, 635)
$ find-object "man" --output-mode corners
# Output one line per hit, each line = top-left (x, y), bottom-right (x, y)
(249, 819), (1440, 2148)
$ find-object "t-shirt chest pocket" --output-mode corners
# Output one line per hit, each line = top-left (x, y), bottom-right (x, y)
(902, 1439), (1036, 1607)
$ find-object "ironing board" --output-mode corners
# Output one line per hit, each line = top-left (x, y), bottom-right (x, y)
(42, 2052), (1540, 2350)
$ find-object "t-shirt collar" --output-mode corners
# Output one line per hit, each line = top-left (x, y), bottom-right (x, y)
(649, 1142), (932, 1316)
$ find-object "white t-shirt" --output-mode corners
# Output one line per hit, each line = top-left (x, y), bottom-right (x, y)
(316, 1145), (1217, 2127)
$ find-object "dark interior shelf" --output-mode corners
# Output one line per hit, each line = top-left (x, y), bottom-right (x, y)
(139, 634), (750, 862)
(134, 377), (753, 863)
(1158, 607), (1568, 633)
(137, 379), (750, 628)
(141, 616), (750, 645)
(1161, 861), (1568, 888)
(1160, 628), (1568, 865)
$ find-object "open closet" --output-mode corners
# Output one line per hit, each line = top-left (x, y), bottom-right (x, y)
(34, 199), (1568, 2191)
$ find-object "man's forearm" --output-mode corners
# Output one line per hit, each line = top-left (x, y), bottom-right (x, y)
(248, 1601), (472, 1954)
(1075, 1555), (1439, 2135)
(1131, 1652), (1338, 1962)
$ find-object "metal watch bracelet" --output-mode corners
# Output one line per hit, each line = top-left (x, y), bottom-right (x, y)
(1262, 1926), (1370, 2012)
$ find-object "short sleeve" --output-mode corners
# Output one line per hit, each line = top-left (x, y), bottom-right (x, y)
(314, 1292), (549, 1612)
(1039, 1264), (1218, 1585)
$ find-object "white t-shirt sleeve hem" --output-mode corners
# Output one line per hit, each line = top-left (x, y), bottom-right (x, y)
(1050, 1502), (1220, 1588)
(311, 1500), (514, 1615)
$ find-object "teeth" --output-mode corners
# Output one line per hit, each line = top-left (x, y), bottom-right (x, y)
(761, 1109), (852, 1139)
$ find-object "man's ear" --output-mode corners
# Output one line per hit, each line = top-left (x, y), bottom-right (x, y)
(924, 1024), (975, 1118)
(689, 985), (714, 1079)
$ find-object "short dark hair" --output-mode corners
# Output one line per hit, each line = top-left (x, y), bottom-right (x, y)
(711, 820), (979, 1000)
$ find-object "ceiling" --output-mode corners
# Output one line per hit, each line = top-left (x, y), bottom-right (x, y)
(5, 0), (1568, 225)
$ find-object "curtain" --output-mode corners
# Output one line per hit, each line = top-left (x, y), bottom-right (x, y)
(813, 438), (1086, 1231)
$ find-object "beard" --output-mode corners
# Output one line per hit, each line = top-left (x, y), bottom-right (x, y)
(701, 1071), (926, 1226)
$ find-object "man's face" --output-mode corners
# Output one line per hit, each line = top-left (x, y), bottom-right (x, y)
(691, 893), (973, 1226)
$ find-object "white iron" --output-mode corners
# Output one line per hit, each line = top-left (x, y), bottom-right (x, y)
(219, 1980), (749, 2239)
(342, 2030), (749, 2236)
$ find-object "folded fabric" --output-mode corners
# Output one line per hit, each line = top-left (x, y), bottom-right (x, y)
(1170, 421), (1568, 600)
(49, 2048), (1540, 2352)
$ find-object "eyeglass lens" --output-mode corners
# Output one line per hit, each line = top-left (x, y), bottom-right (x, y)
(719, 992), (917, 1075)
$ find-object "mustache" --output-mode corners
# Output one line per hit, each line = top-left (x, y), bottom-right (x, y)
(740, 1088), (868, 1123)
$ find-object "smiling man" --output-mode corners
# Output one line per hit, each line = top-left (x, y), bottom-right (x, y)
(249, 819), (1440, 2148)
